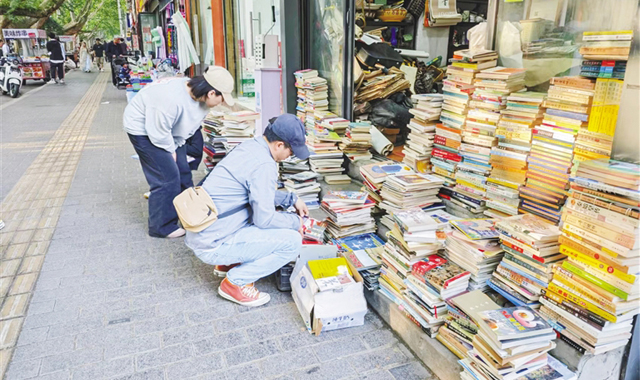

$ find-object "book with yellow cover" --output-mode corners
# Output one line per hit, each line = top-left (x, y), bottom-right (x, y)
(307, 257), (353, 279)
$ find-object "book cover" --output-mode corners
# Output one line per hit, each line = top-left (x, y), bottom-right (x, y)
(412, 255), (470, 291)
(451, 219), (500, 240)
(323, 191), (368, 205)
(477, 307), (553, 341)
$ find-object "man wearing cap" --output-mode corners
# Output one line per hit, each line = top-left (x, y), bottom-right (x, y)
(185, 114), (310, 307)
(124, 66), (235, 239)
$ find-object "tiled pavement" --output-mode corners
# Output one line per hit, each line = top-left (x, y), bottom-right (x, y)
(0, 72), (438, 379)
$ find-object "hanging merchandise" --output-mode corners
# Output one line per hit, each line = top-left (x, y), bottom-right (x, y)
(151, 26), (167, 60)
(171, 12), (200, 72)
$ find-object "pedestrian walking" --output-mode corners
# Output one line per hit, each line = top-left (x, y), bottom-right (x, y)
(92, 38), (105, 71)
(46, 33), (65, 84)
(0, 40), (9, 57)
(106, 37), (123, 85)
(123, 66), (235, 239)
(79, 41), (91, 72)
(185, 114), (309, 307)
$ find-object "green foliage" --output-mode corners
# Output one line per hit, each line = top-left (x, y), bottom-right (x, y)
(50, 0), (122, 38)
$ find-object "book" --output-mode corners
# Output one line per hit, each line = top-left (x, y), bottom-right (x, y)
(477, 307), (554, 341)
(323, 191), (368, 205)
(450, 219), (500, 240)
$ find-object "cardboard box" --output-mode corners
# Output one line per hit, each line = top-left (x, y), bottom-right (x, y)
(291, 248), (368, 335)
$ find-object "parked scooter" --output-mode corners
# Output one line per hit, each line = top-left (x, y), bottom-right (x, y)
(0, 55), (23, 98)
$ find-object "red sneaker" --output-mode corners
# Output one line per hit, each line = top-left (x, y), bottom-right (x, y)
(218, 278), (270, 307)
(213, 263), (241, 278)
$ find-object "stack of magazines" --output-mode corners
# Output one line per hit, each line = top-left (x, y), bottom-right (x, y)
(490, 214), (564, 309)
(379, 173), (444, 214)
(321, 191), (376, 239)
(335, 233), (386, 290)
(446, 219), (504, 291)
(283, 171), (322, 210)
(461, 306), (559, 380)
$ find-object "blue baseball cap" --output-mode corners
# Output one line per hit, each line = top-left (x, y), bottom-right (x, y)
(268, 114), (310, 160)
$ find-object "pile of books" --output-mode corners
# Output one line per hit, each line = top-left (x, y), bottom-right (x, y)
(490, 214), (564, 309)
(359, 160), (413, 207)
(220, 111), (260, 139)
(321, 191), (376, 239)
(301, 218), (327, 244)
(353, 68), (411, 104)
(201, 111), (226, 171)
(542, 159), (640, 355)
(280, 156), (311, 177)
(446, 219), (504, 291)
(379, 173), (444, 214)
(580, 60), (627, 79)
(582, 78), (624, 152)
(438, 290), (499, 359)
(339, 121), (372, 162)
(306, 131), (344, 175)
(580, 30), (633, 61)
(403, 94), (444, 173)
(461, 306), (559, 380)
(294, 69), (329, 125)
(337, 233), (386, 290)
(519, 76), (595, 224)
(486, 91), (545, 218)
(283, 171), (322, 210)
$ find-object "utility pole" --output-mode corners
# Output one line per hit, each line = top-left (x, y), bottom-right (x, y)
(117, 0), (125, 37)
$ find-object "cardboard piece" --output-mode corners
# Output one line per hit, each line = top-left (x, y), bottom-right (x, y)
(291, 249), (368, 335)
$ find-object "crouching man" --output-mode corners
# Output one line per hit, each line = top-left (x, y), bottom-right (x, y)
(185, 114), (310, 307)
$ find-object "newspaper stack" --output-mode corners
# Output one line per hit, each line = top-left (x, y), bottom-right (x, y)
(446, 219), (504, 291)
(354, 68), (411, 103)
(321, 191), (376, 239)
(403, 94), (443, 173)
(540, 159), (640, 354)
(339, 121), (373, 162)
(201, 111), (226, 172)
(490, 214), (564, 309)
(461, 306), (559, 380)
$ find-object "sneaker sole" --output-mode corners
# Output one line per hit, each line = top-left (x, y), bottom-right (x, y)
(213, 270), (227, 278)
(218, 287), (270, 307)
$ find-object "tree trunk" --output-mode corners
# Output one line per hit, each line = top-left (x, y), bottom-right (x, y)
(0, 0), (67, 19)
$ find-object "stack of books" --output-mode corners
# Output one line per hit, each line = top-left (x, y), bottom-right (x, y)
(301, 218), (327, 244)
(201, 111), (227, 172)
(336, 233), (386, 290)
(486, 92), (545, 218)
(321, 191), (376, 239)
(580, 30), (633, 61)
(580, 60), (627, 79)
(403, 94), (444, 173)
(359, 161), (413, 207)
(339, 121), (372, 162)
(306, 130), (344, 175)
(438, 290), (500, 359)
(446, 219), (504, 291)
(283, 171), (322, 210)
(581, 78), (624, 152)
(519, 76), (596, 223)
(379, 173), (444, 214)
(319, 116), (350, 137)
(221, 111), (260, 138)
(280, 156), (311, 177)
(294, 69), (329, 125)
(490, 214), (564, 309)
(542, 159), (640, 355)
(461, 306), (559, 380)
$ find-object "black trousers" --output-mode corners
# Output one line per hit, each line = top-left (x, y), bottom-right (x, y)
(128, 134), (193, 237)
(51, 62), (64, 80)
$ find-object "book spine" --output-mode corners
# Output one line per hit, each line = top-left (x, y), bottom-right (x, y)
(562, 222), (630, 257)
(562, 261), (629, 300)
(565, 196), (639, 231)
(499, 236), (548, 264)
(557, 331), (590, 354)
(503, 251), (548, 275)
(570, 191), (640, 220)
(559, 236), (630, 274)
(546, 282), (617, 323)
(552, 275), (618, 314)
(562, 213), (636, 250)
(541, 290), (607, 329)
(501, 260), (549, 286)
(559, 244), (636, 284)
(553, 264), (618, 303)
(495, 265), (542, 294)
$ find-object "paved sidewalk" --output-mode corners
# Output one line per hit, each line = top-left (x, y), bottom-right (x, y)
(2, 75), (437, 380)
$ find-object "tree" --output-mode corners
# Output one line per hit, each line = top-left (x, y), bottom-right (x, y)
(0, 0), (67, 29)
(52, 0), (121, 39)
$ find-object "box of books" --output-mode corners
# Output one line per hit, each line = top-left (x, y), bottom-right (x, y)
(291, 251), (367, 335)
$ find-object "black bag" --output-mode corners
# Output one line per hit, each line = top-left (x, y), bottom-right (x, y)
(356, 42), (403, 69)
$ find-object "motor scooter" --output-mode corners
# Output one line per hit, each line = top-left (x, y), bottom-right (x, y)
(0, 55), (23, 98)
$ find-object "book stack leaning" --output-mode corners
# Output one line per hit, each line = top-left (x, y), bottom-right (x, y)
(321, 191), (376, 239)
(539, 159), (640, 355)
(403, 94), (444, 173)
(460, 306), (563, 380)
(490, 214), (564, 309)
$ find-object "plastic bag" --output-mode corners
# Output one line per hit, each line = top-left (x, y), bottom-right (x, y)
(498, 21), (523, 68)
(467, 22), (488, 53)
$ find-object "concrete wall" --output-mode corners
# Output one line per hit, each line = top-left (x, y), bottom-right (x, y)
(414, 16), (450, 65)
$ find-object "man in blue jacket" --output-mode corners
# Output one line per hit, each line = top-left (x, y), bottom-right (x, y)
(186, 114), (309, 307)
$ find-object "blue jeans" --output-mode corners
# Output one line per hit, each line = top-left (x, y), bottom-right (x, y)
(128, 134), (193, 237)
(194, 225), (302, 286)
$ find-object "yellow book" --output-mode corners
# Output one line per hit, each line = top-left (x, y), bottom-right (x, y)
(552, 276), (617, 315)
(487, 177), (520, 190)
(456, 179), (486, 193)
(559, 244), (636, 284)
(547, 282), (618, 323)
(307, 257), (353, 279)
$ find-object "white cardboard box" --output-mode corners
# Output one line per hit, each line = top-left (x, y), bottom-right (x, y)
(291, 248), (368, 335)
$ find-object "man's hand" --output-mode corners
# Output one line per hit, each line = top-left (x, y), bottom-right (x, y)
(294, 198), (309, 218)
(298, 215), (304, 237)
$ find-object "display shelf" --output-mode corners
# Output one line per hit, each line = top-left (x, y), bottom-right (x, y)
(363, 20), (414, 27)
